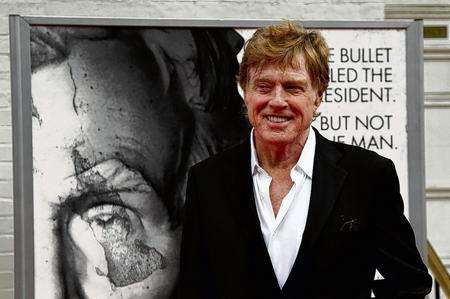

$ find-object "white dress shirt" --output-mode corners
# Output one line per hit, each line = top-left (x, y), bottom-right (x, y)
(250, 127), (316, 288)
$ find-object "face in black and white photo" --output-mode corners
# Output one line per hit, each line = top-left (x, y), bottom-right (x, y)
(31, 27), (248, 298)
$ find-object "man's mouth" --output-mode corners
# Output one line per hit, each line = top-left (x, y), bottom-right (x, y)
(265, 115), (291, 123)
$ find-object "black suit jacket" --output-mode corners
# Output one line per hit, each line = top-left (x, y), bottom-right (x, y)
(178, 128), (432, 299)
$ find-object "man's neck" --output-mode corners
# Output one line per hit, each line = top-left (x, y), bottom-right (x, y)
(254, 128), (309, 175)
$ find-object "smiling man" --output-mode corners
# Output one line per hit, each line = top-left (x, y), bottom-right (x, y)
(178, 22), (432, 299)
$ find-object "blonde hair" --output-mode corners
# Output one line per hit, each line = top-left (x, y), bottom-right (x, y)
(238, 21), (329, 100)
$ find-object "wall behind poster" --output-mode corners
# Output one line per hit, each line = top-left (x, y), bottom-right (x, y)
(238, 28), (409, 215)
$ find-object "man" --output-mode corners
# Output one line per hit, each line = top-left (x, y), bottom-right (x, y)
(30, 27), (247, 298)
(178, 22), (432, 298)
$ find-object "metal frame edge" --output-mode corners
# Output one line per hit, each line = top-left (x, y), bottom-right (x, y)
(10, 14), (34, 299)
(21, 16), (413, 29)
(406, 20), (427, 260)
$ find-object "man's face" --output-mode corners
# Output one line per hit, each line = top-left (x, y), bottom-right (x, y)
(32, 35), (193, 298)
(244, 54), (320, 146)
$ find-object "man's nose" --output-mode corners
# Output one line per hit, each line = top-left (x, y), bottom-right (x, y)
(269, 86), (288, 109)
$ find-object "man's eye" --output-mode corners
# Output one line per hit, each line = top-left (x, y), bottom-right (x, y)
(83, 204), (139, 241)
(285, 86), (303, 93)
(68, 202), (166, 287)
(256, 85), (271, 92)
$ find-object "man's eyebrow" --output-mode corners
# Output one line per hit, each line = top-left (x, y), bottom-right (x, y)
(283, 79), (308, 86)
(253, 77), (273, 84)
(61, 158), (154, 201)
(60, 159), (156, 216)
(253, 77), (308, 85)
(78, 159), (153, 193)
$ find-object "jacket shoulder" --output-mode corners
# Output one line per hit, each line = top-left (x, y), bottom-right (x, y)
(189, 140), (248, 177)
(321, 136), (394, 172)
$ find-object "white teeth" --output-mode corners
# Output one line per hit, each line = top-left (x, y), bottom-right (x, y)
(267, 115), (289, 123)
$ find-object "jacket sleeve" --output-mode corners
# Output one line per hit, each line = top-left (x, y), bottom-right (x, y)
(177, 167), (214, 299)
(371, 159), (432, 299)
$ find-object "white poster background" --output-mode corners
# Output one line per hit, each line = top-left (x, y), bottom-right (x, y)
(236, 28), (409, 217)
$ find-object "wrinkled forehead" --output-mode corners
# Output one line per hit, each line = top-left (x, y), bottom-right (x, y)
(247, 53), (310, 82)
(32, 35), (169, 118)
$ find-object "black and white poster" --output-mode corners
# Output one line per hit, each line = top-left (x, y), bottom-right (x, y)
(318, 30), (408, 215)
(24, 23), (414, 298)
(31, 27), (249, 298)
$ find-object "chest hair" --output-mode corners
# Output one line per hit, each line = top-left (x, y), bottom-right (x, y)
(269, 171), (294, 216)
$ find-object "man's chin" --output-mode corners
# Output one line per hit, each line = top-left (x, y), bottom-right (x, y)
(256, 132), (295, 146)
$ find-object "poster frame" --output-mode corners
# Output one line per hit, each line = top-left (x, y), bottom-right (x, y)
(9, 15), (424, 299)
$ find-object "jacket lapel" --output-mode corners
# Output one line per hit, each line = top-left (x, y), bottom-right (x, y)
(282, 128), (348, 295)
(226, 139), (282, 297)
